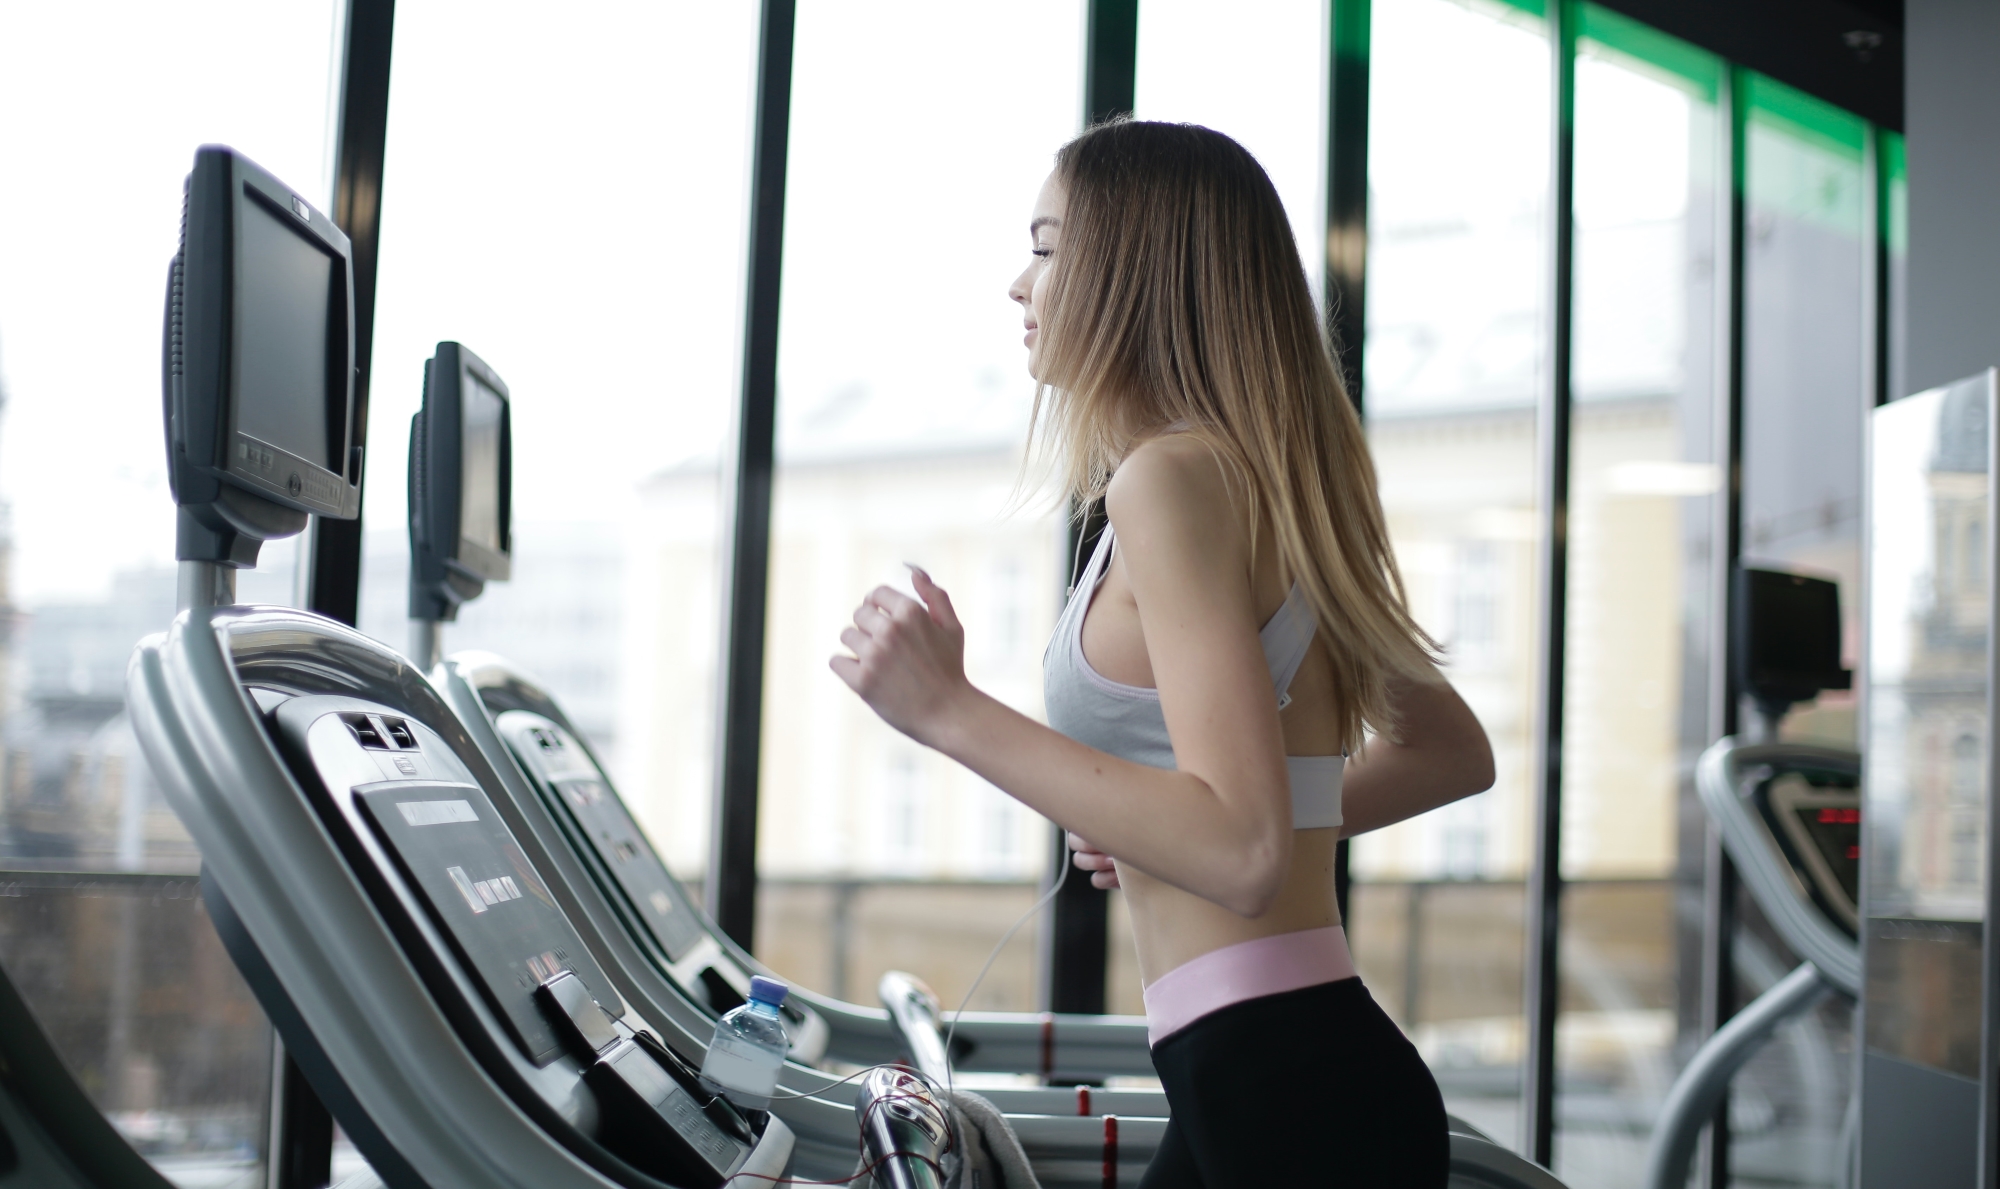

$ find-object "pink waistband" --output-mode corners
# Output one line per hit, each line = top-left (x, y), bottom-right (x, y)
(1141, 925), (1357, 1046)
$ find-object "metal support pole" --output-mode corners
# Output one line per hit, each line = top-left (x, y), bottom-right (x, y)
(709, 0), (797, 951)
(1520, 0), (1576, 1165)
(177, 561), (236, 612)
(409, 619), (441, 672)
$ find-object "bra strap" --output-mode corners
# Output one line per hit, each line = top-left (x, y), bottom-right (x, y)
(1266, 584), (1316, 707)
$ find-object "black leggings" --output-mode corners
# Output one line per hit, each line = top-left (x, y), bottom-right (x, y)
(1139, 978), (1447, 1188)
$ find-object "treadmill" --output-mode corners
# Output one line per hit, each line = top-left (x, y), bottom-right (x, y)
(404, 347), (1576, 1188)
(134, 148), (798, 1188)
(1645, 568), (1862, 1189)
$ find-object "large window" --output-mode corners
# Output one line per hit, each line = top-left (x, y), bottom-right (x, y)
(354, 1), (762, 884)
(0, 3), (346, 1183)
(1722, 73), (1875, 1189)
(747, 0), (1084, 1014)
(1355, 0), (1550, 1145)
(1554, 13), (1721, 1183)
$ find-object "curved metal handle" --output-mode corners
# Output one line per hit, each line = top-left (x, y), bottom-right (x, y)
(1695, 738), (1863, 996)
(856, 1066), (949, 1189)
(878, 971), (952, 1084)
(1643, 963), (1832, 1189)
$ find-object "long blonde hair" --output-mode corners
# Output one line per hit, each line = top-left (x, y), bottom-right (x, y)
(1031, 119), (1438, 750)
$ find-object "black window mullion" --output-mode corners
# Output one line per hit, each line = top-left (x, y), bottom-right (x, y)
(1863, 122), (1892, 410)
(1696, 62), (1748, 1189)
(1521, 0), (1577, 1165)
(1041, 0), (1140, 1018)
(306, 0), (395, 628)
(1325, 0), (1371, 926)
(709, 0), (797, 952)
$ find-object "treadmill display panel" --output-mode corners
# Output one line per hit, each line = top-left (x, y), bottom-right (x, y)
(1794, 806), (1860, 903)
(357, 779), (620, 1065)
(497, 714), (704, 960)
(1766, 773), (1862, 934)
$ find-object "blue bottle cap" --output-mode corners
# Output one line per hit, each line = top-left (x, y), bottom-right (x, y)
(748, 976), (788, 1006)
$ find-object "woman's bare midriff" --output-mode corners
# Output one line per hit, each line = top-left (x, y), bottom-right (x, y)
(1118, 827), (1342, 986)
(1080, 516), (1348, 988)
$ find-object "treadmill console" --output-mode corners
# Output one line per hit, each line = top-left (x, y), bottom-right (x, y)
(490, 709), (826, 1058)
(498, 713), (705, 961)
(271, 693), (757, 1186)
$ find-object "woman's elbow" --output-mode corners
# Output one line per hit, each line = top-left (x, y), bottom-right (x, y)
(1221, 831), (1291, 918)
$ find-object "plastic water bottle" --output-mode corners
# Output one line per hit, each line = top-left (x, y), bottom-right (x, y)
(699, 976), (790, 1109)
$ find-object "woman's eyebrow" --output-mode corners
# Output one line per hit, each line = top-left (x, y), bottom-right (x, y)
(1030, 216), (1061, 234)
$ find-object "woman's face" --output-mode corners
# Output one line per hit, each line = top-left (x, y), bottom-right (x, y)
(1008, 173), (1066, 379)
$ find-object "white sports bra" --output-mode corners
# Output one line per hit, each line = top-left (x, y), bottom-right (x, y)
(1042, 526), (1344, 830)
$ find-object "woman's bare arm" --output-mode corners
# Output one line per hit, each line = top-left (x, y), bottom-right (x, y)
(1067, 669), (1495, 887)
(1338, 673), (1494, 838)
(831, 440), (1297, 917)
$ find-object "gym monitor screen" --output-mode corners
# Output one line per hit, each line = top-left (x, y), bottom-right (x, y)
(233, 194), (336, 475)
(460, 375), (506, 557)
(409, 343), (511, 621)
(166, 145), (358, 540)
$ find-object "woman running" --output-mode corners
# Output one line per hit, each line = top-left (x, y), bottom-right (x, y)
(830, 119), (1494, 1187)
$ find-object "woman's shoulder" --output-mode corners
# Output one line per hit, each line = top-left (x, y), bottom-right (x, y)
(1108, 431), (1229, 502)
(1104, 431), (1248, 558)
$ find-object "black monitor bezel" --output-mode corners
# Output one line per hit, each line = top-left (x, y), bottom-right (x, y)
(409, 342), (513, 621)
(169, 144), (359, 525)
(1732, 565), (1851, 707)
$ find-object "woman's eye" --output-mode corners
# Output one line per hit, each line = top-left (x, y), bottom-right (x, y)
(1032, 248), (1053, 260)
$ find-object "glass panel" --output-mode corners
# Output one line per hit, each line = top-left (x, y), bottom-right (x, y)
(0, 2), (335, 872)
(0, 874), (275, 1188)
(1355, 0), (1550, 1148)
(753, 0), (1082, 1003)
(1133, 0), (1328, 300)
(0, 7), (346, 1180)
(1553, 13), (1720, 1182)
(1729, 73), (1871, 1186)
(1741, 72), (1869, 747)
(1863, 376), (1989, 1077)
(356, 3), (762, 878)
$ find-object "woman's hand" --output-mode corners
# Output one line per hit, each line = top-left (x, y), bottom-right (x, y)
(830, 567), (975, 748)
(1066, 832), (1121, 889)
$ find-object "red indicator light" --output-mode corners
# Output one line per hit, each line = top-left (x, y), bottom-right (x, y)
(1846, 845), (1861, 860)
(1818, 808), (1861, 824)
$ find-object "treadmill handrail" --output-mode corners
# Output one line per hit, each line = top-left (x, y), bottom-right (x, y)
(1695, 738), (1862, 996)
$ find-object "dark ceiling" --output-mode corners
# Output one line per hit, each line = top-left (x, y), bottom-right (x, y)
(1601, 0), (1903, 128)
